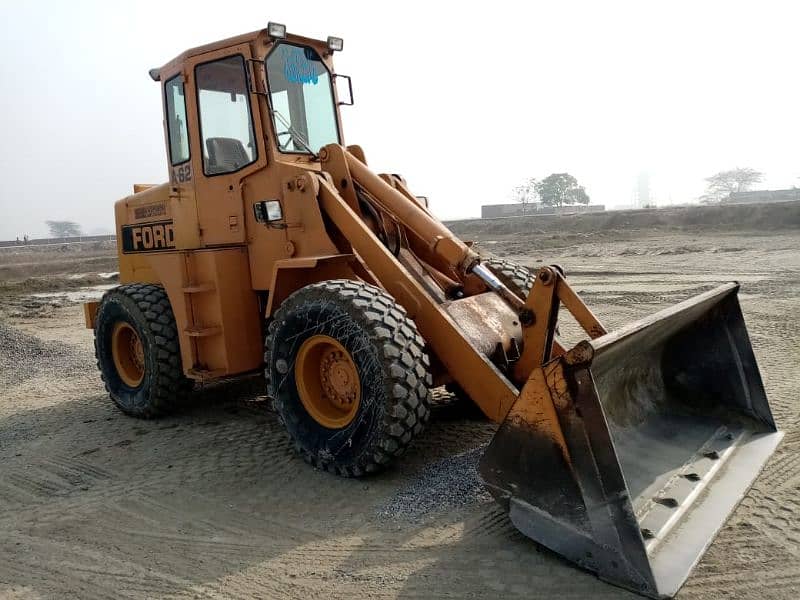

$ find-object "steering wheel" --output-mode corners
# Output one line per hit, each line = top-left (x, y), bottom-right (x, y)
(276, 130), (293, 151)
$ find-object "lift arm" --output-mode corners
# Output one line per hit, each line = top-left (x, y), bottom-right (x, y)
(314, 171), (519, 421)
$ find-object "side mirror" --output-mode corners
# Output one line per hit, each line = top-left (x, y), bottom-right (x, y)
(333, 74), (354, 106)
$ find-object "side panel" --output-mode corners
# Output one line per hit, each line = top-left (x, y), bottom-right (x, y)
(244, 168), (345, 291)
(190, 248), (262, 375)
(116, 183), (201, 284)
(146, 247), (262, 379)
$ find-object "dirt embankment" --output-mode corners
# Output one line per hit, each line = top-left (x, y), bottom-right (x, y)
(0, 241), (119, 319)
(447, 200), (800, 238)
(0, 240), (117, 281)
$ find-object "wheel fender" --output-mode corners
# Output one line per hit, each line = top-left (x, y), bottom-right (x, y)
(265, 254), (359, 318)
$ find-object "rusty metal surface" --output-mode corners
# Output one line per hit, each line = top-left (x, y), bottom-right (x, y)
(443, 293), (521, 360)
(511, 266), (560, 382)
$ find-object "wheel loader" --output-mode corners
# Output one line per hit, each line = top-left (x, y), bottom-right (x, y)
(84, 23), (782, 598)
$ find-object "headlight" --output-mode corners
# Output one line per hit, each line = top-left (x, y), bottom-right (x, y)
(253, 200), (283, 223)
(327, 36), (344, 52)
(267, 22), (287, 40)
(265, 200), (283, 221)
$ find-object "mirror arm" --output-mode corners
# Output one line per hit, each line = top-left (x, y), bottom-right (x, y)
(245, 58), (270, 97)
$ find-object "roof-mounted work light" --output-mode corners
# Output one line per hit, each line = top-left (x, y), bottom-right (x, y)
(267, 22), (287, 40)
(327, 36), (344, 52)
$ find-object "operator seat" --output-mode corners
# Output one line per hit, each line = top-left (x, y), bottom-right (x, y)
(205, 137), (250, 174)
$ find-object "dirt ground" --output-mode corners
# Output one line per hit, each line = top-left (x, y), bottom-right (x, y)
(1, 204), (799, 599)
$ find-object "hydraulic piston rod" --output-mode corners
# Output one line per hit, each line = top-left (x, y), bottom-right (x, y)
(470, 262), (526, 311)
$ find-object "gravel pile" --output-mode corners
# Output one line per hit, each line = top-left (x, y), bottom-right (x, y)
(0, 322), (91, 387)
(377, 446), (491, 521)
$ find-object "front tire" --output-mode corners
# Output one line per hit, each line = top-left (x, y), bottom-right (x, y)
(94, 283), (191, 418)
(265, 280), (432, 477)
(483, 257), (535, 298)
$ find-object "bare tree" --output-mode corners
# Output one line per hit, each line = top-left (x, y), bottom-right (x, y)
(703, 167), (764, 202)
(45, 220), (83, 238)
(512, 177), (538, 214)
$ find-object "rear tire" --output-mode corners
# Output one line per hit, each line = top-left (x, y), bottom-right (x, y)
(94, 283), (191, 418)
(265, 280), (432, 477)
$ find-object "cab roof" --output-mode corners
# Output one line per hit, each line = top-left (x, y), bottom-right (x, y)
(149, 28), (329, 82)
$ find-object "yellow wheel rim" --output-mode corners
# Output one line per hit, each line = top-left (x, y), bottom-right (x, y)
(111, 322), (145, 387)
(295, 334), (361, 429)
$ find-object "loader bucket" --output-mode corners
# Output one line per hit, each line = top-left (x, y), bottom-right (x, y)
(480, 283), (782, 598)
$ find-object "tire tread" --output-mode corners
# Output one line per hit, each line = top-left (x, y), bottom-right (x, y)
(95, 283), (191, 418)
(265, 279), (432, 477)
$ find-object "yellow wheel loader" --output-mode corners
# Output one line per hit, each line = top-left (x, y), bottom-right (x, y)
(84, 23), (782, 598)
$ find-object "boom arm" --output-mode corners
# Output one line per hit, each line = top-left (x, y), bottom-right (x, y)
(314, 171), (519, 421)
(321, 145), (530, 308)
(322, 145), (479, 275)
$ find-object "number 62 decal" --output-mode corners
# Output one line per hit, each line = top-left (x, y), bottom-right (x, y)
(172, 164), (192, 183)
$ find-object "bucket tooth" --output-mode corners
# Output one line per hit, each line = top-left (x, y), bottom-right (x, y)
(480, 283), (782, 598)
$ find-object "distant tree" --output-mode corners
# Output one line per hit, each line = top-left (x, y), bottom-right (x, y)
(512, 177), (538, 214)
(703, 167), (764, 202)
(45, 220), (82, 238)
(535, 173), (590, 207)
(572, 186), (590, 205)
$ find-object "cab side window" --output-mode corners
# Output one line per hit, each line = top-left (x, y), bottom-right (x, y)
(195, 55), (257, 176)
(165, 76), (190, 165)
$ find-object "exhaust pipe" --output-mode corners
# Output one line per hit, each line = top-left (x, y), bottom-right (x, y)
(480, 283), (782, 598)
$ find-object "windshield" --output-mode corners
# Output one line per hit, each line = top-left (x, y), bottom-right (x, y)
(265, 44), (340, 154)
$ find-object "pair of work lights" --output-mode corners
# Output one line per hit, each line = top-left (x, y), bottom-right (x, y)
(267, 22), (343, 52)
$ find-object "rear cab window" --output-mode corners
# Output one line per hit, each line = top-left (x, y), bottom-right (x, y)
(164, 75), (190, 165)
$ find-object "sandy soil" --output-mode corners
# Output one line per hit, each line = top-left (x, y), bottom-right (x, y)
(1, 208), (799, 599)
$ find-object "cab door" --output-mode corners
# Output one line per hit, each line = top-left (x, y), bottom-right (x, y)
(186, 44), (267, 247)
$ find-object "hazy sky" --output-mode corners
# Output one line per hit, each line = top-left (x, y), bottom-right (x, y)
(1, 0), (797, 239)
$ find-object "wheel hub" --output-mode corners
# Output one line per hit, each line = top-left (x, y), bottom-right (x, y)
(320, 349), (358, 407)
(111, 322), (145, 387)
(295, 335), (361, 428)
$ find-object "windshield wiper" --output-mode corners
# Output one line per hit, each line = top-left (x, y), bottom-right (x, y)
(271, 109), (318, 158)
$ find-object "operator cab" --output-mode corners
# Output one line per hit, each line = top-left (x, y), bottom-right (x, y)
(153, 23), (348, 176)
(148, 24), (350, 247)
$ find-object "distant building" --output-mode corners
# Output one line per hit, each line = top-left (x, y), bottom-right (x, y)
(481, 202), (605, 219)
(722, 189), (800, 205)
(635, 172), (651, 208)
